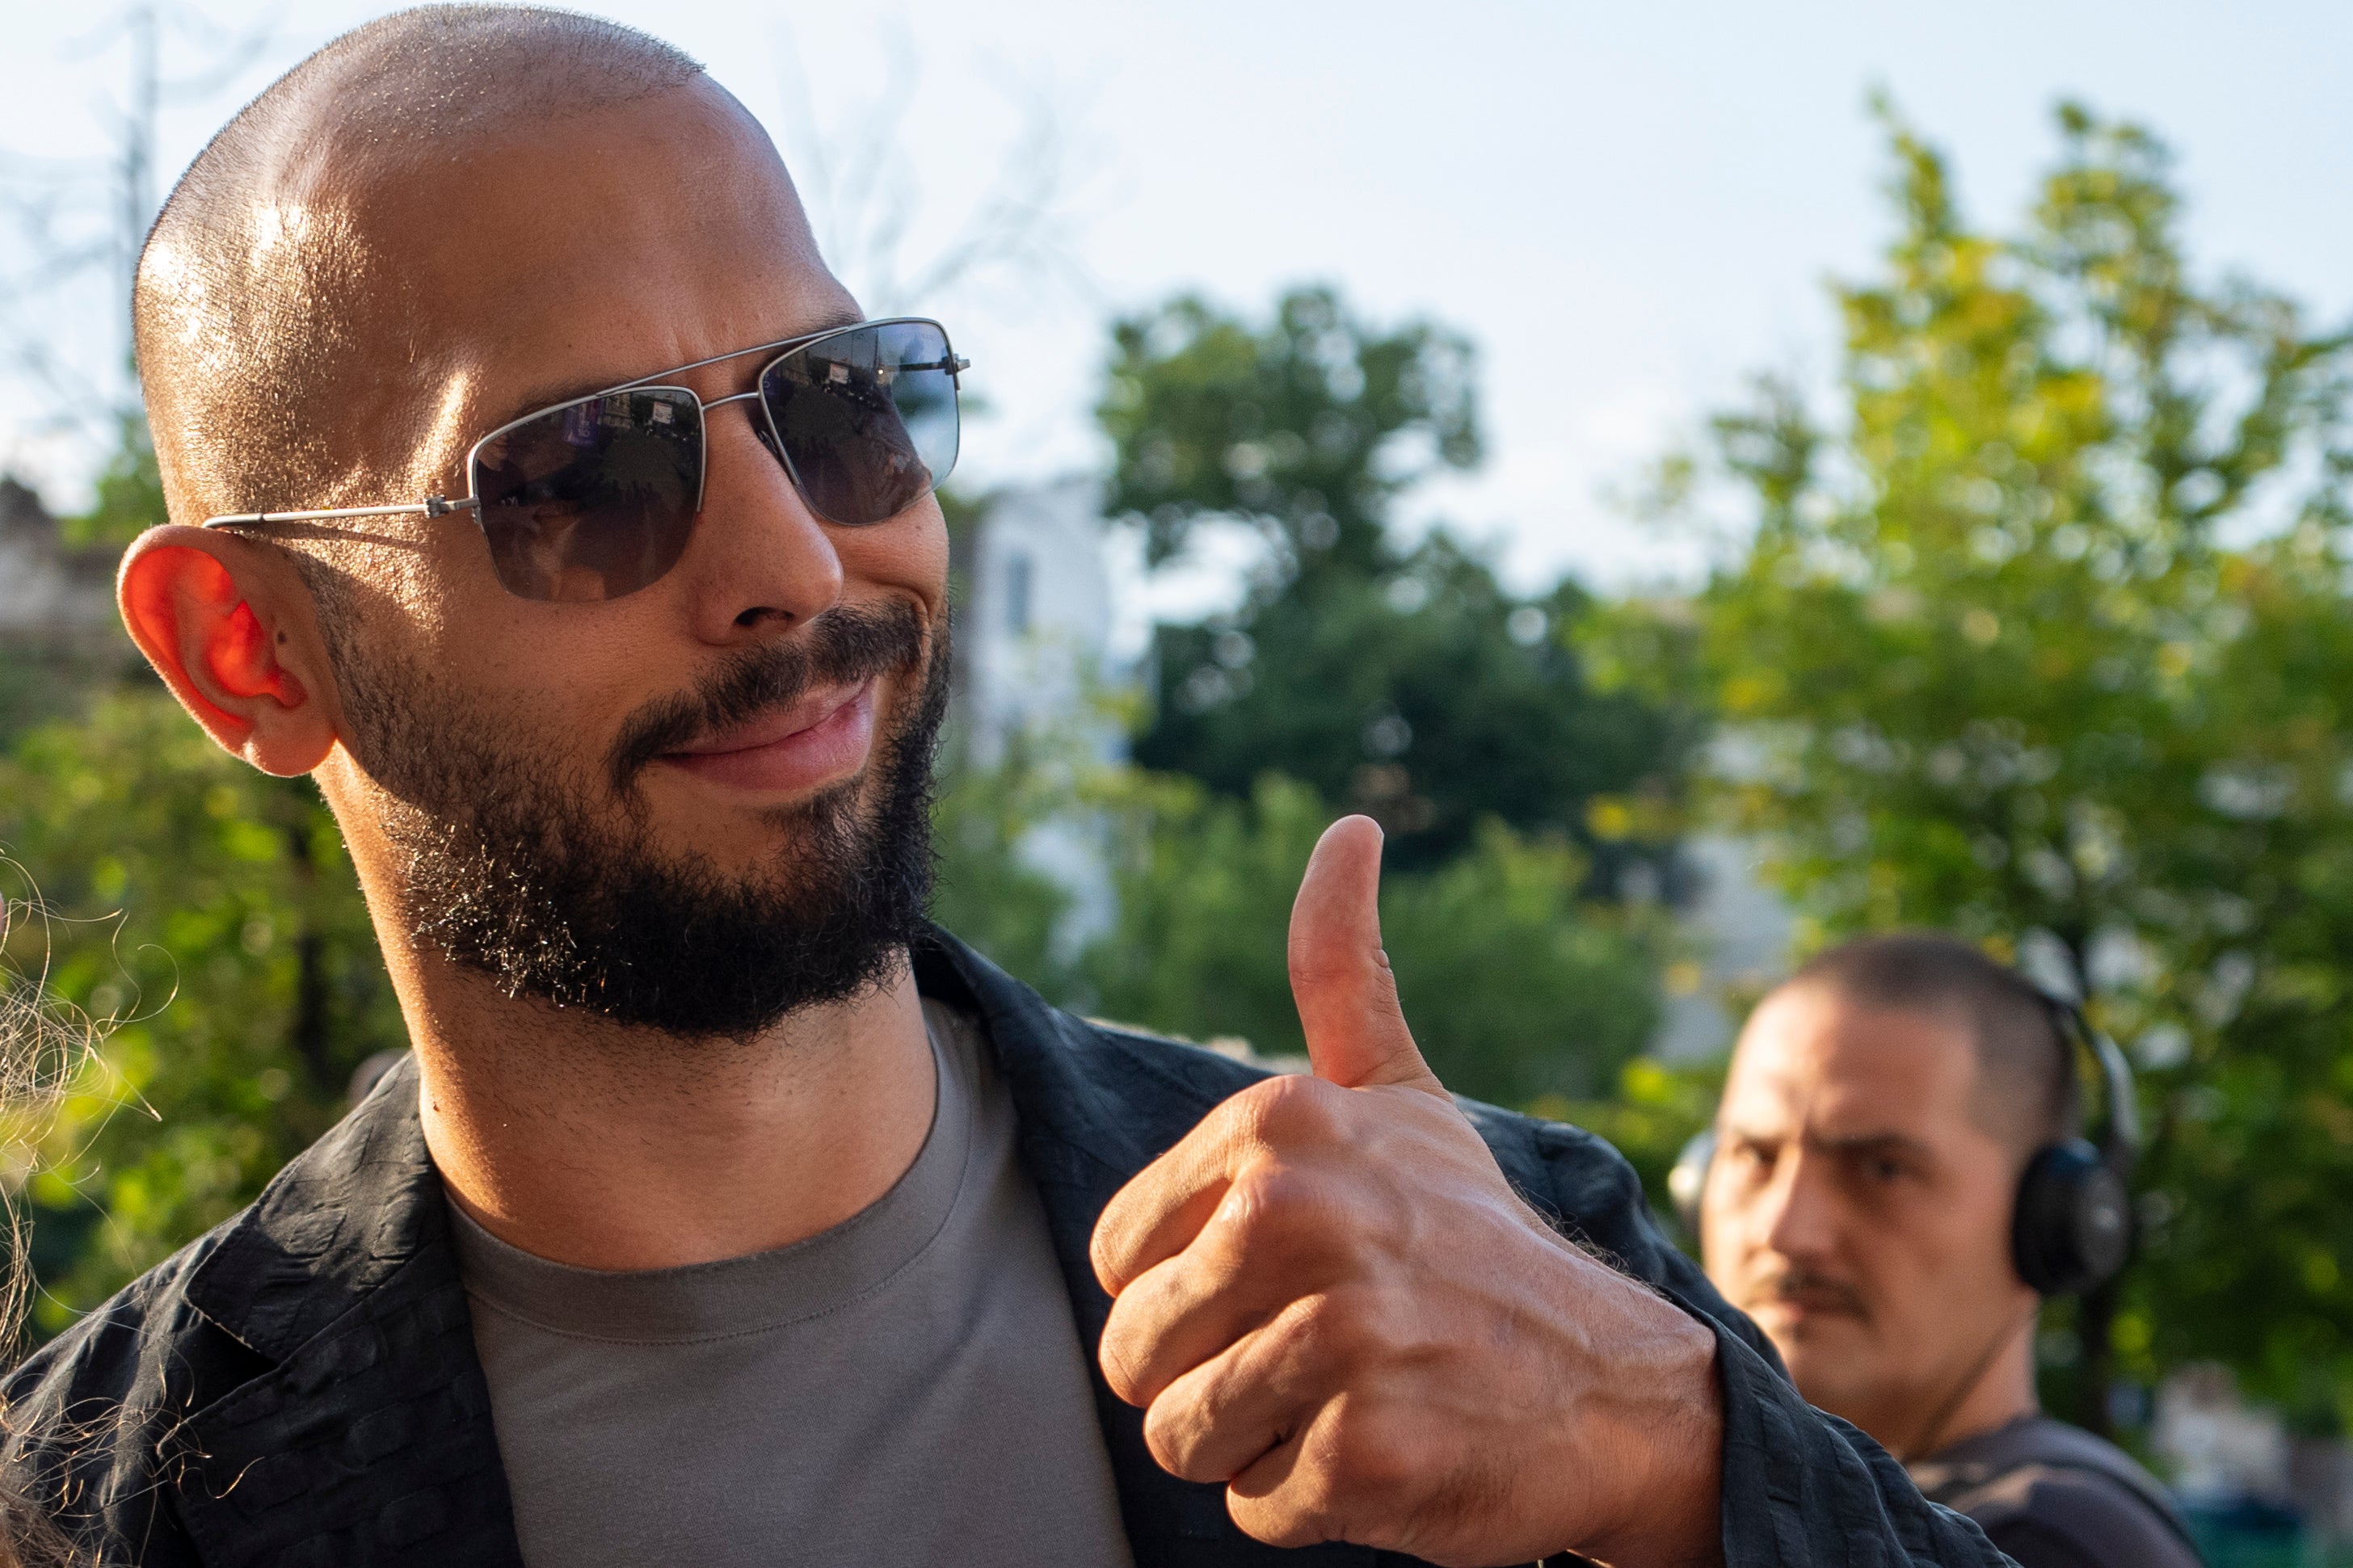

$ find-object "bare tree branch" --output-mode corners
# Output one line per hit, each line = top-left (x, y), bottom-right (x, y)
(765, 20), (1105, 320)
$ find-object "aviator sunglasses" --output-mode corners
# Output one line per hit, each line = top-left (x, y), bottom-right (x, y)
(202, 317), (967, 603)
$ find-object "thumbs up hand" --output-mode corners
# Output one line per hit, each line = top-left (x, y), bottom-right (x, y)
(1091, 817), (1725, 1567)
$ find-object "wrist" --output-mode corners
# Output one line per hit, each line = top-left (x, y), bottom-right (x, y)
(1568, 1297), (1724, 1568)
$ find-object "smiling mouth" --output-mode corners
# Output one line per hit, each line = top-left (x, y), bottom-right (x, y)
(655, 679), (879, 795)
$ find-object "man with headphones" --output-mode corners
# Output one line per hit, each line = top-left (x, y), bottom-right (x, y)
(1679, 932), (2201, 1568)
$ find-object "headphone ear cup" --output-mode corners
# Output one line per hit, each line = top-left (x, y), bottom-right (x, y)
(2013, 1138), (2132, 1296)
(1669, 1128), (1717, 1239)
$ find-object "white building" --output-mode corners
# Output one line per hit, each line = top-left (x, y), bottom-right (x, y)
(949, 476), (1129, 957)
(0, 479), (114, 649)
(953, 474), (1122, 768)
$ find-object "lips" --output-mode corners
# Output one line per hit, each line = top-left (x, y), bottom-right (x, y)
(655, 679), (878, 794)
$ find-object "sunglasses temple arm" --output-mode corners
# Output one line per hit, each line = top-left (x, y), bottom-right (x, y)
(200, 495), (481, 529)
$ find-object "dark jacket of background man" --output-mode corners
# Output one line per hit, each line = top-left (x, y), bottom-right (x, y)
(0, 932), (2006, 1567)
(1912, 1415), (2201, 1568)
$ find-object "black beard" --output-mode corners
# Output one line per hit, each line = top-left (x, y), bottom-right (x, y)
(330, 599), (945, 1040)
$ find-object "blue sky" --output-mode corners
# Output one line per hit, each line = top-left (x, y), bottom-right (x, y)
(2, 0), (2347, 598)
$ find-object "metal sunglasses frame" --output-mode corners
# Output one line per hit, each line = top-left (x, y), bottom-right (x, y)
(199, 314), (970, 536)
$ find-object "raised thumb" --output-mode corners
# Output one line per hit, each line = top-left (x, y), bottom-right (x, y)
(1288, 815), (1444, 1093)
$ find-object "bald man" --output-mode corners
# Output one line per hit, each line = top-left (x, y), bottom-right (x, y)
(2, 11), (2002, 1568)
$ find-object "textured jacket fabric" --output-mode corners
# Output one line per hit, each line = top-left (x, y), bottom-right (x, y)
(1, 930), (2010, 1567)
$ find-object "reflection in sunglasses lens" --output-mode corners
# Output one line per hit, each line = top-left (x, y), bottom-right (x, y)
(760, 322), (961, 527)
(472, 388), (702, 602)
(463, 323), (961, 602)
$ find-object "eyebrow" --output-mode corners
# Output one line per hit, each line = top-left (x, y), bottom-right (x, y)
(1813, 1131), (1936, 1162)
(1724, 1126), (1937, 1163)
(491, 308), (869, 431)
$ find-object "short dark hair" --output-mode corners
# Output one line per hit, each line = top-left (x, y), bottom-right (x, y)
(1784, 932), (2078, 1160)
(134, 6), (705, 528)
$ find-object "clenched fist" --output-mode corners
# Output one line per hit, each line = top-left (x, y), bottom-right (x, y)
(1090, 817), (1725, 1567)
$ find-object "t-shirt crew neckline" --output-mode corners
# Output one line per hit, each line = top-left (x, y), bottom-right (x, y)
(444, 1011), (966, 1347)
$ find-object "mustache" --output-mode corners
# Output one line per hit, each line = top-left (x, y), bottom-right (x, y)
(1752, 1265), (1869, 1319)
(606, 600), (930, 792)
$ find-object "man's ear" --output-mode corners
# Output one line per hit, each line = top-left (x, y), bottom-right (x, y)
(118, 525), (341, 776)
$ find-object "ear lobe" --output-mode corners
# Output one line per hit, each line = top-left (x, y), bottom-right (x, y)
(118, 528), (338, 777)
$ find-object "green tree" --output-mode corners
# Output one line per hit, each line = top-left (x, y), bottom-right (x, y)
(1106, 286), (1691, 876)
(1101, 284), (1479, 579)
(0, 692), (405, 1328)
(1686, 102), (2353, 1430)
(1077, 773), (1660, 1104)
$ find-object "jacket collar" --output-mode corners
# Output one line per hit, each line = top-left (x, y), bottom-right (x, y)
(173, 1049), (521, 1568)
(181, 1049), (446, 1360)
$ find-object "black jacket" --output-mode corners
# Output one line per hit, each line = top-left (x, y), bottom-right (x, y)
(2, 931), (2007, 1566)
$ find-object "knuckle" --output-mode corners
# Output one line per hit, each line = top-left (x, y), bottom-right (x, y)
(1320, 1406), (1421, 1508)
(1230, 1494), (1330, 1553)
(1273, 1284), (1392, 1372)
(1141, 1394), (1218, 1482)
(1088, 1223), (1127, 1293)
(1096, 1312), (1149, 1406)
(1219, 1162), (1315, 1248)
(1240, 1072), (1347, 1146)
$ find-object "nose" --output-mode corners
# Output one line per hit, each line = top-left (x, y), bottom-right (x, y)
(676, 397), (844, 641)
(1756, 1149), (1841, 1268)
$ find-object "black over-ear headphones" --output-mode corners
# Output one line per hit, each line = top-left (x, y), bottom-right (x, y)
(1669, 992), (2140, 1297)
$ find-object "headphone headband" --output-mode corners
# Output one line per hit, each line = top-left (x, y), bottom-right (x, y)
(2039, 992), (2140, 1177)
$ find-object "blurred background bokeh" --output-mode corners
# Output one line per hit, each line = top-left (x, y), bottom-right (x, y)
(3, 4), (2351, 1562)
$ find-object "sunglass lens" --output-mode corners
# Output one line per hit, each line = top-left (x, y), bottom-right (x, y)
(759, 321), (961, 526)
(470, 388), (702, 601)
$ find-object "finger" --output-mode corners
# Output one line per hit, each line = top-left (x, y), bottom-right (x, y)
(1288, 814), (1443, 1093)
(1224, 1415), (1332, 1551)
(1142, 1293), (1338, 1486)
(1226, 1398), (1436, 1557)
(1091, 1090), (1257, 1295)
(1092, 1068), (1369, 1296)
(1100, 1169), (1351, 1406)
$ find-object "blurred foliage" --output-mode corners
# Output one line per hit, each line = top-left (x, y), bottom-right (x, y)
(1684, 101), (2353, 1427)
(928, 734), (1080, 1003)
(0, 692), (404, 1330)
(1105, 286), (1694, 876)
(1542, 1056), (1726, 1246)
(939, 750), (1662, 1107)
(1101, 284), (1479, 578)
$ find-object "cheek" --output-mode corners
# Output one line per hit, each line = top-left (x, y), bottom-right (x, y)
(1853, 1224), (1987, 1324)
(834, 502), (949, 610)
(399, 580), (676, 742)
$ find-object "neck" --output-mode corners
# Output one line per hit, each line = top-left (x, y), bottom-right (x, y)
(393, 939), (937, 1272)
(1905, 1301), (2041, 1461)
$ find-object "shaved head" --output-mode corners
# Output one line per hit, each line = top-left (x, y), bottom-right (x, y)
(116, 5), (947, 1041)
(1780, 933), (2078, 1162)
(134, 6), (710, 528)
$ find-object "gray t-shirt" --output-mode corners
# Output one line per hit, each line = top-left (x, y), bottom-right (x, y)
(450, 1001), (1136, 1568)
